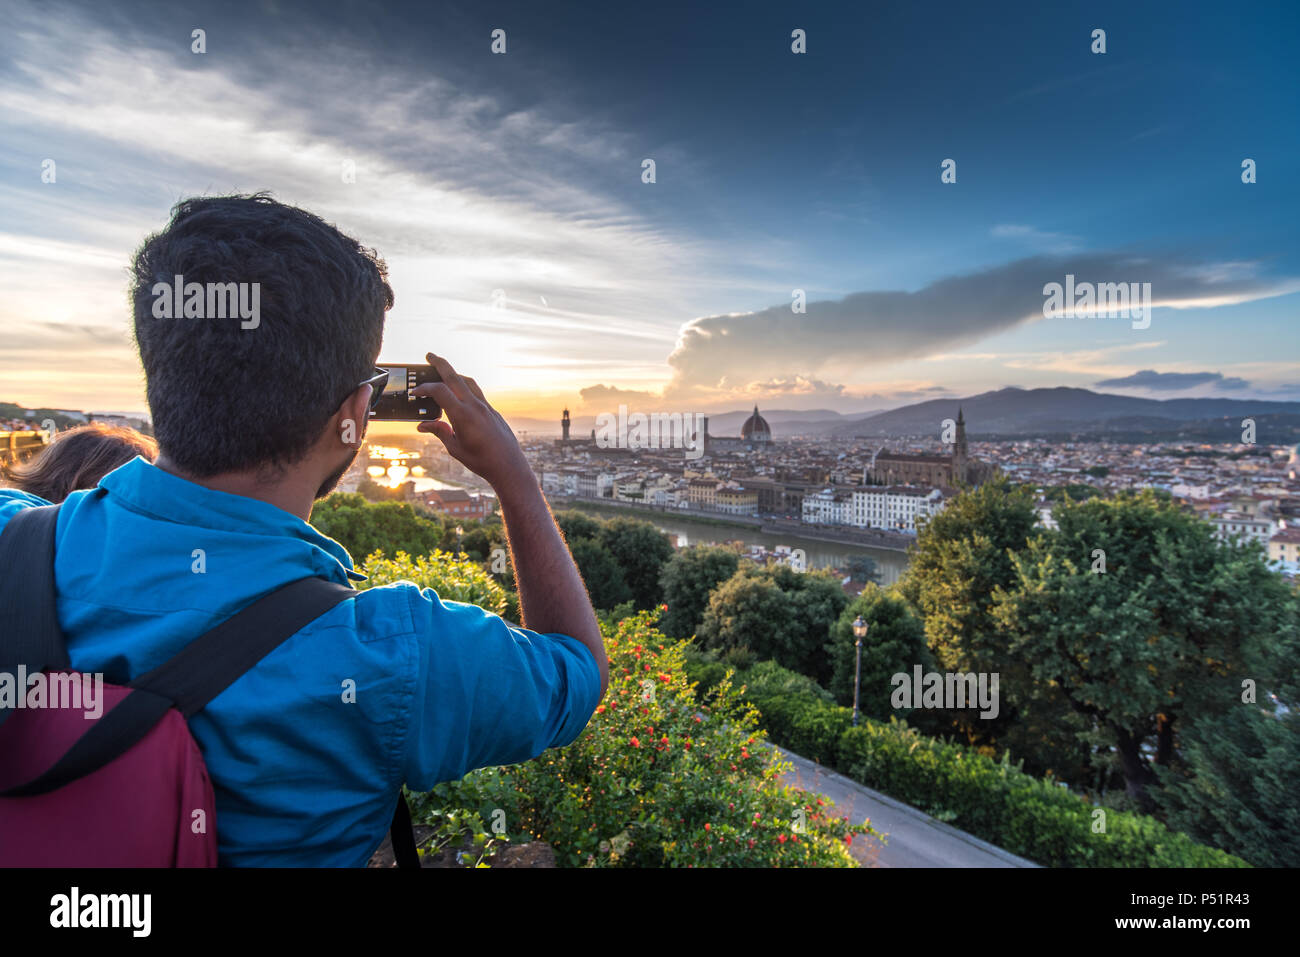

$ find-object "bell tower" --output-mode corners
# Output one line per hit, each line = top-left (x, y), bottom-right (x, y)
(561, 407), (570, 442)
(952, 407), (968, 482)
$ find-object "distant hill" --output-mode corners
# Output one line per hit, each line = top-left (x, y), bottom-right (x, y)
(509, 406), (888, 437)
(833, 387), (1300, 440)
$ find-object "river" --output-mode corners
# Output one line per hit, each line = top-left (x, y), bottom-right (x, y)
(563, 500), (910, 586)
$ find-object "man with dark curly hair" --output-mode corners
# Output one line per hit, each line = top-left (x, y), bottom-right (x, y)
(0, 194), (606, 866)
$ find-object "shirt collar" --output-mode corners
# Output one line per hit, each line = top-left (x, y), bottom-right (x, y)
(98, 456), (367, 582)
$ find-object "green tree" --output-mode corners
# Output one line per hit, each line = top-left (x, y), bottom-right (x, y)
(899, 476), (1039, 673)
(555, 510), (604, 545)
(826, 585), (933, 721)
(992, 490), (1294, 810)
(899, 479), (1088, 773)
(697, 564), (846, 686)
(697, 567), (792, 667)
(459, 525), (497, 561)
(776, 565), (849, 686)
(657, 545), (741, 639)
(310, 492), (444, 561)
(598, 518), (674, 610)
(1153, 592), (1300, 866)
(568, 537), (633, 610)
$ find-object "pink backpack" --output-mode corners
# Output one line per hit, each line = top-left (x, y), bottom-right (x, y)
(0, 503), (418, 867)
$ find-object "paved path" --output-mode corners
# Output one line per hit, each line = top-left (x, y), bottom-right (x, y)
(772, 746), (1040, 868)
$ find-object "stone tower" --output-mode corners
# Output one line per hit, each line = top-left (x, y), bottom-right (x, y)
(952, 407), (968, 483)
(561, 407), (570, 442)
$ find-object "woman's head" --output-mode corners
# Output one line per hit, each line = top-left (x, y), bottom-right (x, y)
(3, 423), (158, 503)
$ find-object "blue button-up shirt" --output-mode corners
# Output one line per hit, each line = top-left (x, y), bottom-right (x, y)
(0, 456), (602, 866)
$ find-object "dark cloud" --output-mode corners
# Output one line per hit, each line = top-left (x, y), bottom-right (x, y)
(1094, 369), (1252, 391)
(664, 253), (1296, 399)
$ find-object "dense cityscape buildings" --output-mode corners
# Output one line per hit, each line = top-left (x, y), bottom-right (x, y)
(519, 406), (1300, 578)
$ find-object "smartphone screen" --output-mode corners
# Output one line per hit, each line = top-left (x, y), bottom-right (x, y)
(368, 364), (443, 421)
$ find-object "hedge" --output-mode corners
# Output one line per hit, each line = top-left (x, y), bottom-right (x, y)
(724, 661), (1248, 868)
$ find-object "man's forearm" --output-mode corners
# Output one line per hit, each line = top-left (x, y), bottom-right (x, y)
(497, 480), (608, 698)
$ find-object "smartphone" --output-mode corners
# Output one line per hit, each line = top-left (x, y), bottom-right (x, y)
(369, 364), (443, 421)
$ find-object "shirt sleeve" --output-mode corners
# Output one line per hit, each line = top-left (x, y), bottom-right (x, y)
(400, 584), (603, 791)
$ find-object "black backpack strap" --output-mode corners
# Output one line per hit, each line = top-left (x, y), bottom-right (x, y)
(1, 575), (355, 797)
(391, 792), (420, 868)
(0, 504), (71, 695)
(129, 577), (356, 717)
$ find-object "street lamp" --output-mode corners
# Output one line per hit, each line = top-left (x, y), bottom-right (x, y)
(455, 525), (464, 555)
(851, 615), (869, 727)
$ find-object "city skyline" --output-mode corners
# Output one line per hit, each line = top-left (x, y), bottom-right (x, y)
(3, 0), (1298, 421)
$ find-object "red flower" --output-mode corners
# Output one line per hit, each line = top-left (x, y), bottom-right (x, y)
(629, 736), (640, 748)
(845, 834), (853, 846)
(656, 672), (670, 683)
(595, 705), (606, 714)
(704, 823), (711, 831)
(777, 833), (788, 844)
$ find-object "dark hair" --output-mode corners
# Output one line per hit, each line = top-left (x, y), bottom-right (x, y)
(130, 193), (393, 476)
(3, 423), (158, 503)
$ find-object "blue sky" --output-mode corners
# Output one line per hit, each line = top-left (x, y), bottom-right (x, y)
(1, 0), (1297, 419)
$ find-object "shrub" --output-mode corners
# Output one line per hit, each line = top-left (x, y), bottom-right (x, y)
(410, 613), (881, 867)
(357, 549), (509, 618)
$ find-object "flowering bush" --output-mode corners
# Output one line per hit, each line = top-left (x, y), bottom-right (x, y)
(409, 611), (880, 866)
(357, 549), (509, 618)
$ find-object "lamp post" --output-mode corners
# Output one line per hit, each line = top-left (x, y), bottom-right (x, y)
(455, 524), (463, 555)
(851, 615), (868, 726)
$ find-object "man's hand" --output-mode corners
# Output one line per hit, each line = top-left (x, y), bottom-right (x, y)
(413, 353), (533, 496)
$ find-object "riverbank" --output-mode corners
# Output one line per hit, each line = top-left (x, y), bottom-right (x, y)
(548, 494), (915, 553)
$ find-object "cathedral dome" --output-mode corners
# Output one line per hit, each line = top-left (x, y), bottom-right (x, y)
(741, 405), (772, 443)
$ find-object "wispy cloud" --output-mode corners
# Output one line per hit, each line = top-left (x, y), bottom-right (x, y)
(0, 1), (721, 406)
(1094, 369), (1251, 391)
(990, 223), (1081, 254)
